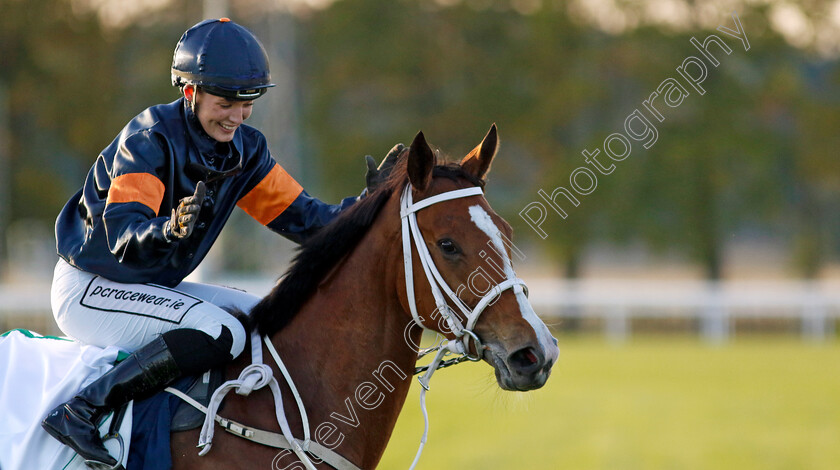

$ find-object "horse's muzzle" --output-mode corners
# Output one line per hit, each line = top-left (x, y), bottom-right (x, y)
(486, 341), (557, 391)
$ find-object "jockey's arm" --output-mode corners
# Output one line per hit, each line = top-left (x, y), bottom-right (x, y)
(264, 189), (358, 244)
(248, 144), (402, 244)
(235, 155), (359, 245)
(101, 134), (178, 268)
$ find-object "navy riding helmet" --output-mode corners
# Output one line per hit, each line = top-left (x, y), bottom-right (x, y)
(171, 18), (275, 100)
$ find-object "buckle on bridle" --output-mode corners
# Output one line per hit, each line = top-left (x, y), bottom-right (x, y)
(460, 329), (483, 362)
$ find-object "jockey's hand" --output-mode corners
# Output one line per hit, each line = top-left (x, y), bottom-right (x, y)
(165, 181), (206, 241)
(365, 143), (404, 194)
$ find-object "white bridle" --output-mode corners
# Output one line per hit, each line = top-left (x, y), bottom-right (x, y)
(400, 182), (529, 359)
(400, 182), (531, 469)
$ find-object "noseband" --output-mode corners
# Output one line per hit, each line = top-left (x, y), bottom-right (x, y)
(400, 183), (529, 360)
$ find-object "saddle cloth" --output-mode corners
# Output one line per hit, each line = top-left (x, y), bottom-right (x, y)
(0, 329), (222, 470)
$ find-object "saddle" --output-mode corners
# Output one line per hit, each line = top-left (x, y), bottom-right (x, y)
(169, 367), (226, 432)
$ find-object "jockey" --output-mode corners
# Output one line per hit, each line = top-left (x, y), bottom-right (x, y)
(41, 18), (399, 468)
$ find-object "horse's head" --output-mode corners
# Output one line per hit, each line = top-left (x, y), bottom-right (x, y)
(396, 125), (559, 391)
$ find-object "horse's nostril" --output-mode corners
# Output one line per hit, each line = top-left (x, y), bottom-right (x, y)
(508, 346), (542, 374)
(523, 349), (538, 364)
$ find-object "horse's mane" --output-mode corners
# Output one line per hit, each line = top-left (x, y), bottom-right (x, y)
(251, 151), (485, 336)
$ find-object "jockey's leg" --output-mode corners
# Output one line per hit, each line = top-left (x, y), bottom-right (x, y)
(48, 260), (254, 355)
(42, 260), (255, 467)
(42, 335), (180, 467)
(41, 326), (238, 467)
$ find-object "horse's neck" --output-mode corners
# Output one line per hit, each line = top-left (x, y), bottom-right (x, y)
(264, 201), (420, 468)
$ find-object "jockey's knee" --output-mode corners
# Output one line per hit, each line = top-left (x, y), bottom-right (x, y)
(161, 321), (245, 375)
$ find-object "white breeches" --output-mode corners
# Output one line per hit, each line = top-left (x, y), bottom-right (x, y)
(50, 259), (256, 358)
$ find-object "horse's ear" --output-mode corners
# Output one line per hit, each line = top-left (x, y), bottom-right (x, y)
(408, 131), (434, 191)
(460, 123), (498, 181)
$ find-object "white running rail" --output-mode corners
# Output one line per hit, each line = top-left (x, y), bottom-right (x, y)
(2, 279), (839, 342)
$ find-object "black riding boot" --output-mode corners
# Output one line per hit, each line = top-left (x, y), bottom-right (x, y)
(41, 336), (181, 468)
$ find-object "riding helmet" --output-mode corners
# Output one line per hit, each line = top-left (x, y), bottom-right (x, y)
(171, 18), (275, 100)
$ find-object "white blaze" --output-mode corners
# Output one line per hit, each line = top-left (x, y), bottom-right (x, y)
(468, 205), (558, 359)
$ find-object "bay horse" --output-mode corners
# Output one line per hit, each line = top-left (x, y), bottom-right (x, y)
(169, 125), (559, 469)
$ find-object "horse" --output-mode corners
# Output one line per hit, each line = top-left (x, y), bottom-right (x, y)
(168, 125), (559, 469)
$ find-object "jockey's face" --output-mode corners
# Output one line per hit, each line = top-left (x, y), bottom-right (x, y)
(190, 87), (255, 142)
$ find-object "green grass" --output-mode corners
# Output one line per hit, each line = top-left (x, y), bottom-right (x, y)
(378, 335), (840, 469)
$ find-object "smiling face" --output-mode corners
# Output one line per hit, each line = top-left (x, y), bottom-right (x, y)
(189, 86), (255, 142)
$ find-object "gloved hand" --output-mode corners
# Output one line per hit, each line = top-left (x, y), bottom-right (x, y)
(365, 143), (404, 194)
(164, 181), (206, 241)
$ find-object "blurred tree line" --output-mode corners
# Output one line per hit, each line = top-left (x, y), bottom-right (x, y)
(1, 0), (838, 280)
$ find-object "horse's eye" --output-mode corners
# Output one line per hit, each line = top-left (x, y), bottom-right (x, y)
(437, 238), (461, 256)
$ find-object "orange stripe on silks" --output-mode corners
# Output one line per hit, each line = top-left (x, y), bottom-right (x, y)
(107, 173), (166, 214)
(237, 164), (304, 225)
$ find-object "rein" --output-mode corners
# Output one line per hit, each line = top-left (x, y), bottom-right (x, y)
(166, 330), (358, 470)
